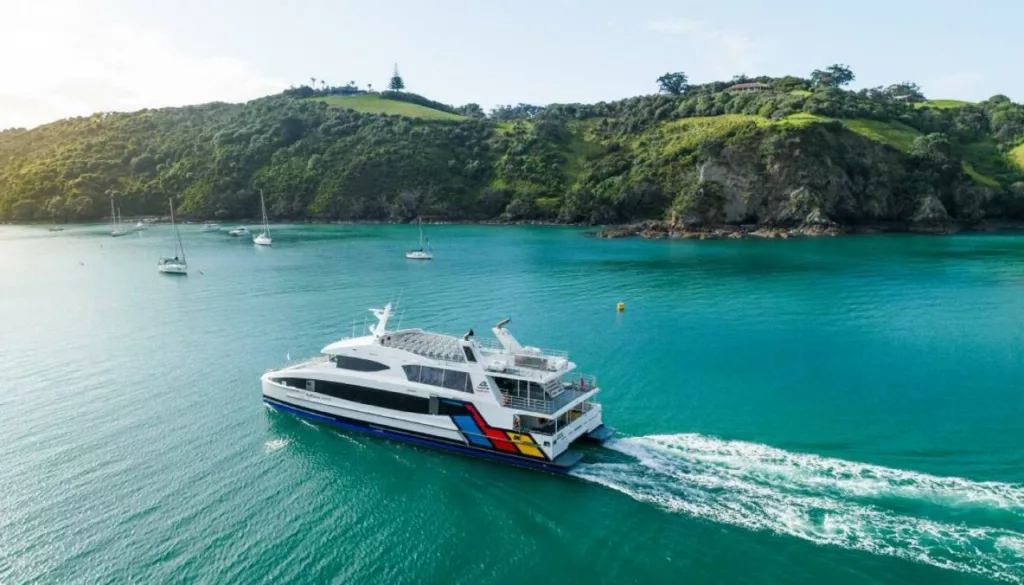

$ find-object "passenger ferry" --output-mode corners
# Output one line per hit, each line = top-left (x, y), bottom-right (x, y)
(261, 304), (614, 472)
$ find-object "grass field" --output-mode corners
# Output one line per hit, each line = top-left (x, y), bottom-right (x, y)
(1010, 143), (1024, 171)
(840, 119), (922, 153)
(312, 95), (466, 121)
(962, 162), (1002, 188)
(916, 99), (972, 110)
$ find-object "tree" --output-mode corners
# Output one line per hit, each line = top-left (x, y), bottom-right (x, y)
(885, 81), (925, 103)
(455, 103), (485, 118)
(827, 64), (855, 87)
(388, 63), (405, 91)
(811, 64), (855, 89)
(657, 72), (689, 95)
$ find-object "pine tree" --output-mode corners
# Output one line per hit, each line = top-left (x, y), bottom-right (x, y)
(388, 63), (405, 91)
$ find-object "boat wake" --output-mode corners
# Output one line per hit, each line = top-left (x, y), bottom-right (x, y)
(572, 434), (1024, 583)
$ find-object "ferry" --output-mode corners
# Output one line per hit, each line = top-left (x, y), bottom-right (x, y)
(261, 304), (614, 472)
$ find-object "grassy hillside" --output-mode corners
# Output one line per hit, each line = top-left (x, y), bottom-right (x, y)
(2, 76), (1023, 226)
(1010, 144), (1024, 171)
(840, 119), (921, 152)
(917, 99), (972, 109)
(312, 95), (465, 121)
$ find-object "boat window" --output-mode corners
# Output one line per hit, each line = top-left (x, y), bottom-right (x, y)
(441, 370), (470, 392)
(333, 355), (389, 372)
(420, 366), (445, 388)
(403, 365), (472, 393)
(462, 346), (477, 363)
(312, 380), (429, 414)
(273, 378), (307, 389)
(492, 377), (518, 393)
(402, 365), (421, 382)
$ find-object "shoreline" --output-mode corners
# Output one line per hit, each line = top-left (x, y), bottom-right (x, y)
(8, 217), (1024, 238)
(595, 220), (1024, 240)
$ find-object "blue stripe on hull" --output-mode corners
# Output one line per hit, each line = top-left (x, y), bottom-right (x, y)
(263, 397), (570, 473)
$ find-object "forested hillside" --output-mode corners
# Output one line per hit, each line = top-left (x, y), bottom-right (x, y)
(3, 68), (1024, 230)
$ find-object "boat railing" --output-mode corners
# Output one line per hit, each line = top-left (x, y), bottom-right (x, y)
(527, 400), (601, 435)
(473, 338), (570, 360)
(501, 387), (589, 415)
(561, 373), (597, 392)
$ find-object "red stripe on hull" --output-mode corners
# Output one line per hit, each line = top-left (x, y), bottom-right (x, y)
(466, 404), (519, 453)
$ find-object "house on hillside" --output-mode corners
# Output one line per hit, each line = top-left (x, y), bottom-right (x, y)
(727, 82), (772, 93)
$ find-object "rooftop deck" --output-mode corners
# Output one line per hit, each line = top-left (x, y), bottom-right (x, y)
(379, 330), (467, 364)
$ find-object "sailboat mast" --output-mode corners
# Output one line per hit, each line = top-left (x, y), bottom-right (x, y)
(418, 217), (424, 248)
(110, 196), (116, 229)
(170, 198), (186, 262)
(261, 189), (270, 235)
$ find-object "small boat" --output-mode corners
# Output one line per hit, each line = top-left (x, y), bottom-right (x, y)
(405, 218), (432, 260)
(228, 226), (250, 237)
(133, 220), (146, 231)
(48, 210), (64, 232)
(158, 198), (187, 275)
(109, 197), (127, 237)
(261, 305), (614, 472)
(253, 190), (272, 246)
(200, 222), (220, 232)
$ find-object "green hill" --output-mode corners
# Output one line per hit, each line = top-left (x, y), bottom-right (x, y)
(1, 76), (1023, 227)
(312, 94), (466, 121)
(917, 99), (973, 109)
(1011, 144), (1024, 171)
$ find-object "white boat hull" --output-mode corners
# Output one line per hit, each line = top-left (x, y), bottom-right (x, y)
(253, 234), (272, 246)
(260, 369), (603, 472)
(405, 251), (433, 260)
(158, 262), (187, 275)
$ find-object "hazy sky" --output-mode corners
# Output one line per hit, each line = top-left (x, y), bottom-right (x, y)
(1, 0), (1020, 129)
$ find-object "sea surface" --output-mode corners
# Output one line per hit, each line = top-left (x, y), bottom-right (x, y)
(1, 224), (1023, 584)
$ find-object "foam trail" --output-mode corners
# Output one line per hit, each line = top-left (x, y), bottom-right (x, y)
(573, 434), (1024, 584)
(264, 439), (290, 452)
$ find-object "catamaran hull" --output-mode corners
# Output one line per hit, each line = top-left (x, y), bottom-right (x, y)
(263, 395), (581, 473)
(158, 264), (187, 275)
(260, 375), (595, 472)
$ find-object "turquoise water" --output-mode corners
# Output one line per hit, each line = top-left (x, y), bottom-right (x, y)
(1, 224), (1023, 584)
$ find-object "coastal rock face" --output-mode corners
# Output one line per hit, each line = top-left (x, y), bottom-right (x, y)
(689, 129), (911, 228)
(909, 193), (952, 232)
(663, 124), (1006, 238)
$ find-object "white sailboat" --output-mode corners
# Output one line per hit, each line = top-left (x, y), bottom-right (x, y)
(48, 209), (64, 232)
(253, 189), (272, 246)
(110, 197), (127, 237)
(158, 198), (188, 275)
(405, 218), (432, 259)
(133, 219), (146, 231)
(201, 222), (220, 232)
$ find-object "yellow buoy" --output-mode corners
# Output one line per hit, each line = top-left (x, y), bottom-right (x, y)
(616, 301), (625, 312)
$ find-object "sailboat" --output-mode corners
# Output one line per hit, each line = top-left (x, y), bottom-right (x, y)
(133, 219), (147, 231)
(110, 197), (127, 237)
(405, 217), (433, 260)
(253, 189), (272, 246)
(48, 209), (64, 232)
(158, 198), (188, 275)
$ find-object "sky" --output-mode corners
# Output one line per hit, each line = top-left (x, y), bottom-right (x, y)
(1, 0), (1020, 129)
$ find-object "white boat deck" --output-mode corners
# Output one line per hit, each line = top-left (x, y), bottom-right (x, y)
(380, 330), (467, 363)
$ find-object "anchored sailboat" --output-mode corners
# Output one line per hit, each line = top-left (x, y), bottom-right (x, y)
(253, 190), (272, 246)
(109, 196), (127, 237)
(48, 209), (63, 232)
(405, 218), (432, 260)
(157, 198), (188, 275)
